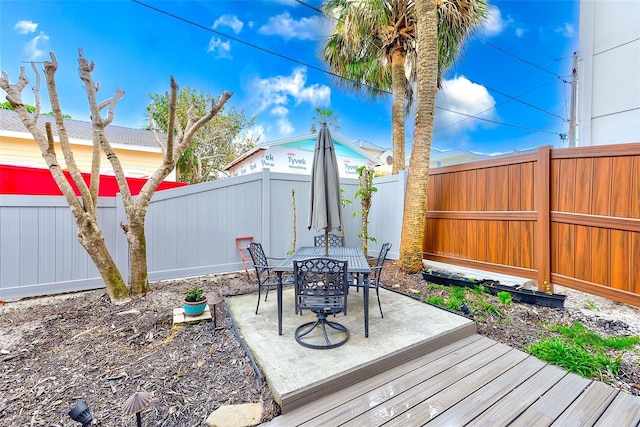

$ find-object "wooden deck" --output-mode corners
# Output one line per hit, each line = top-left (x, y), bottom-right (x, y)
(262, 334), (640, 426)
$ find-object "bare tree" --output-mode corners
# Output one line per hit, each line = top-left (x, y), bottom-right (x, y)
(0, 50), (231, 304)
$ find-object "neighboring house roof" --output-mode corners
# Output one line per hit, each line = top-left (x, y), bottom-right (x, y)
(429, 147), (489, 166)
(0, 109), (160, 148)
(224, 132), (382, 171)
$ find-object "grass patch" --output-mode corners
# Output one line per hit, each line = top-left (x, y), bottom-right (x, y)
(425, 296), (445, 306)
(584, 300), (597, 310)
(525, 322), (640, 379)
(526, 338), (622, 377)
(423, 284), (504, 318)
(497, 291), (512, 306)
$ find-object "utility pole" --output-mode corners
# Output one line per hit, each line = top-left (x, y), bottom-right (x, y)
(568, 51), (578, 147)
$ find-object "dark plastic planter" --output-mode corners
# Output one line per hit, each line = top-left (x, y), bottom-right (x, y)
(422, 271), (566, 308)
(422, 270), (484, 288)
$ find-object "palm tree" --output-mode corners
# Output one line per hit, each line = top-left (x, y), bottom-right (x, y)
(398, 0), (487, 273)
(310, 107), (341, 133)
(322, 0), (486, 176)
(322, 0), (416, 175)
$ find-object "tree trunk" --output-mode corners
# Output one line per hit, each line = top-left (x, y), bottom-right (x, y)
(399, 0), (438, 273)
(391, 49), (406, 175)
(76, 214), (130, 303)
(127, 218), (151, 296)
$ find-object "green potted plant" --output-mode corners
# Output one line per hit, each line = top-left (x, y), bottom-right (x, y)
(183, 287), (207, 316)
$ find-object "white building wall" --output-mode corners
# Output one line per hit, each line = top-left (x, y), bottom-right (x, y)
(578, 0), (640, 146)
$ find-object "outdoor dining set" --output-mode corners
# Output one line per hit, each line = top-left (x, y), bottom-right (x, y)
(245, 123), (391, 350)
(247, 237), (391, 350)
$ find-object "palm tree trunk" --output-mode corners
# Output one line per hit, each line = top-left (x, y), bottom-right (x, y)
(391, 49), (406, 174)
(398, 0), (438, 273)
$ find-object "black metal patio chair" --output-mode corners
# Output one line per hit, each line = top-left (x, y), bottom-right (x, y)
(293, 257), (350, 349)
(248, 242), (291, 315)
(352, 242), (391, 318)
(314, 233), (344, 248)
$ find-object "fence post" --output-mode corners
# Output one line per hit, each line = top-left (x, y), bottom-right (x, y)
(261, 168), (271, 254)
(535, 146), (552, 293)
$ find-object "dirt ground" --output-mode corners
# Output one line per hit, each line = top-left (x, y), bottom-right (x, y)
(1, 264), (639, 426)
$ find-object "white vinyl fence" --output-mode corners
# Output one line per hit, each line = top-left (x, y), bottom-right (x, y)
(0, 170), (406, 300)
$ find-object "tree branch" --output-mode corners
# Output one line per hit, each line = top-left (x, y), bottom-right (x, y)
(166, 78), (178, 164)
(44, 51), (95, 214)
(0, 61), (84, 215)
(30, 61), (42, 120)
(77, 48), (132, 207)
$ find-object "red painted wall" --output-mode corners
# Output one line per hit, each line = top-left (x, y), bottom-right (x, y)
(0, 164), (186, 196)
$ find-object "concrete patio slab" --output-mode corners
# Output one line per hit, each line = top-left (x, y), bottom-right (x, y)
(227, 287), (476, 413)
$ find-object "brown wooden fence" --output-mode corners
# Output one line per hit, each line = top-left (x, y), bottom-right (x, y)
(423, 142), (640, 308)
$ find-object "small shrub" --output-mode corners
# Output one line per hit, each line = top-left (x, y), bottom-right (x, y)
(450, 286), (466, 300)
(584, 300), (597, 310)
(447, 297), (463, 311)
(425, 296), (445, 306)
(484, 304), (503, 317)
(525, 338), (621, 378)
(497, 291), (513, 306)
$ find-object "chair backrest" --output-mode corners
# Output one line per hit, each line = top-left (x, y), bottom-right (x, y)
(370, 243), (392, 282)
(294, 258), (349, 313)
(314, 234), (344, 248)
(377, 243), (392, 268)
(248, 242), (270, 280)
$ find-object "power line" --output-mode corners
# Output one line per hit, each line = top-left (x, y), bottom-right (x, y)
(479, 80), (568, 121)
(437, 106), (560, 135)
(434, 80), (556, 133)
(294, 0), (324, 15)
(131, 0), (390, 96)
(478, 37), (568, 80)
(133, 0), (566, 136)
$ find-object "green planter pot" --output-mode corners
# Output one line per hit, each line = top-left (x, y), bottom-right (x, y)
(183, 298), (208, 316)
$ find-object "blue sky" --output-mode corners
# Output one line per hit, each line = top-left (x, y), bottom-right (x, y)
(1, 0), (579, 155)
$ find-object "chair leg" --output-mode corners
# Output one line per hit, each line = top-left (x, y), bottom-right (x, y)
(376, 286), (384, 318)
(255, 285), (262, 314)
(295, 314), (349, 350)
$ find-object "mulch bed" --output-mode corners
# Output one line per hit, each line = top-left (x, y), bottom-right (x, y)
(1, 264), (638, 426)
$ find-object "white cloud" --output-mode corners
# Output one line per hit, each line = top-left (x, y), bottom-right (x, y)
(434, 76), (496, 133)
(515, 27), (526, 38)
(251, 68), (330, 138)
(556, 23), (576, 38)
(276, 117), (294, 136)
(206, 37), (232, 59)
(258, 12), (326, 40)
(271, 105), (289, 117)
(242, 125), (266, 145)
(213, 14), (243, 34)
(480, 5), (507, 37)
(25, 31), (50, 61)
(14, 20), (37, 34)
(253, 67), (331, 112)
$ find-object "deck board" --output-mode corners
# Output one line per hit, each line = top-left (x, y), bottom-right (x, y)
(594, 391), (640, 426)
(465, 364), (568, 427)
(259, 334), (640, 427)
(424, 355), (547, 426)
(384, 347), (530, 427)
(551, 381), (619, 427)
(508, 373), (592, 426)
(302, 337), (499, 427)
(262, 335), (485, 427)
(340, 342), (513, 426)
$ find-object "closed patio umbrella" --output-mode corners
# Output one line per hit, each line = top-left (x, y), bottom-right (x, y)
(308, 123), (343, 255)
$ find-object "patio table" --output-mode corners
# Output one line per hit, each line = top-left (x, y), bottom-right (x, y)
(273, 246), (373, 337)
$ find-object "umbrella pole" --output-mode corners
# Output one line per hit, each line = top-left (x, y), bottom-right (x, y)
(325, 229), (329, 256)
